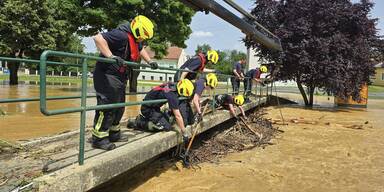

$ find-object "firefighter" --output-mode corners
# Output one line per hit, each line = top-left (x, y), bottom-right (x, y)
(231, 58), (246, 95)
(192, 73), (218, 123)
(92, 15), (159, 150)
(214, 94), (247, 120)
(127, 79), (195, 140)
(244, 65), (268, 96)
(174, 50), (219, 82)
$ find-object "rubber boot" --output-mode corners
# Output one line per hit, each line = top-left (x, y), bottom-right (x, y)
(147, 121), (168, 132)
(109, 131), (128, 142)
(127, 118), (137, 129)
(92, 136), (116, 150)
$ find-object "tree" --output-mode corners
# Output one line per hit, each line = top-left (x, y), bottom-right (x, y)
(0, 0), (81, 84)
(0, 0), (194, 84)
(195, 44), (212, 55)
(247, 0), (380, 106)
(76, 0), (195, 59)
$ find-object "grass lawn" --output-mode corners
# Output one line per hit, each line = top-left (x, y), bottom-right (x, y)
(368, 85), (384, 93)
(0, 74), (180, 86)
(0, 74), (93, 84)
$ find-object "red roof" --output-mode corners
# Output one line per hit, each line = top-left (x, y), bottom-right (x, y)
(144, 46), (183, 60)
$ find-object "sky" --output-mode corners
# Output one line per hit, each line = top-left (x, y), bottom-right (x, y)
(83, 0), (384, 55)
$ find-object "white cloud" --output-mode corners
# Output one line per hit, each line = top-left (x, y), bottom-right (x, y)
(191, 31), (214, 38)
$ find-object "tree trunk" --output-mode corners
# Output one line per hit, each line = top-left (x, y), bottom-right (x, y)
(297, 80), (309, 105)
(8, 52), (20, 85)
(309, 85), (315, 106)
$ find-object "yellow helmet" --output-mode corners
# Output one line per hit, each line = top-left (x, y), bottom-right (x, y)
(234, 95), (245, 106)
(206, 73), (218, 88)
(260, 66), (268, 73)
(177, 79), (194, 97)
(130, 15), (154, 40)
(207, 50), (219, 64)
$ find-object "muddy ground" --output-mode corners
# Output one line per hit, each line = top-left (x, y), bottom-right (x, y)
(96, 101), (384, 192)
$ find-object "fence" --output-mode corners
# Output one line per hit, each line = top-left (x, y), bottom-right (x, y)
(0, 50), (270, 165)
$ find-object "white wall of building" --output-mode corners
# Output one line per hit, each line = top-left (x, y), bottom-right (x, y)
(247, 48), (261, 70)
(177, 49), (187, 68)
(139, 48), (187, 82)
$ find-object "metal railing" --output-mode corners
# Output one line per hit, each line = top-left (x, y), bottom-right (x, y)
(0, 50), (270, 165)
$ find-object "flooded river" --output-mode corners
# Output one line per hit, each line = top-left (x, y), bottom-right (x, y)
(94, 94), (384, 192)
(0, 82), (151, 141)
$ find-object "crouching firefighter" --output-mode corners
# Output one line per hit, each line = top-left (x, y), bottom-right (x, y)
(214, 94), (247, 120)
(91, 15), (158, 150)
(128, 79), (195, 139)
(192, 73), (218, 123)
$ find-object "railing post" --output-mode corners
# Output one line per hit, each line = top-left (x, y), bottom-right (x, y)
(226, 77), (229, 94)
(79, 58), (88, 165)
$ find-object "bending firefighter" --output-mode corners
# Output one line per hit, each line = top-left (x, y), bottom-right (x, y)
(174, 50), (219, 82)
(214, 94), (247, 120)
(244, 65), (268, 96)
(92, 15), (158, 150)
(192, 73), (218, 123)
(128, 79), (195, 140)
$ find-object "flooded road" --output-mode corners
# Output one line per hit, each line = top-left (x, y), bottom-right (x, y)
(100, 95), (384, 192)
(0, 82), (151, 141)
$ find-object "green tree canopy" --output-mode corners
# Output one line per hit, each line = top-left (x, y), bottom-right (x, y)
(0, 0), (79, 84)
(76, 0), (195, 58)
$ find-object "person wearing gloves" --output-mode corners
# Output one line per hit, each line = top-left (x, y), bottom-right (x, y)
(174, 50), (219, 82)
(92, 15), (158, 150)
(231, 58), (246, 95)
(244, 65), (268, 96)
(214, 94), (247, 120)
(127, 79), (195, 141)
(191, 73), (218, 123)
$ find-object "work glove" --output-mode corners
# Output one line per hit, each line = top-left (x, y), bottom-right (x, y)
(148, 61), (158, 70)
(110, 55), (126, 73)
(182, 129), (191, 143)
(193, 112), (203, 123)
(111, 55), (125, 66)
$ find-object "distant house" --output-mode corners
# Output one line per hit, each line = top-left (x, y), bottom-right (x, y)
(140, 46), (187, 82)
(372, 63), (384, 86)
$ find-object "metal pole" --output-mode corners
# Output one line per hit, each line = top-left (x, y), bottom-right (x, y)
(180, 0), (282, 51)
(222, 0), (280, 40)
(226, 77), (229, 94)
(79, 58), (88, 165)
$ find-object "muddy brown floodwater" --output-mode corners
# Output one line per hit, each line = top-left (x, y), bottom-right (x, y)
(0, 83), (148, 141)
(101, 96), (384, 192)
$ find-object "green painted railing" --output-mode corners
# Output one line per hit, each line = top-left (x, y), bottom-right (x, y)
(0, 50), (269, 165)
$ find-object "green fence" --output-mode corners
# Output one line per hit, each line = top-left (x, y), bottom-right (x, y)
(0, 50), (270, 165)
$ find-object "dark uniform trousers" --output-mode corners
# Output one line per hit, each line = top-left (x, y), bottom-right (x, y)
(93, 72), (126, 141)
(127, 65), (140, 93)
(231, 77), (240, 95)
(243, 78), (253, 96)
(137, 100), (194, 131)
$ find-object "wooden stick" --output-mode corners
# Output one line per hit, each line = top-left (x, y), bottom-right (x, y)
(185, 102), (210, 153)
(240, 117), (263, 139)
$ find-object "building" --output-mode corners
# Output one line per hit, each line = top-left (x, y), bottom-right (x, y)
(247, 48), (261, 70)
(372, 63), (384, 86)
(140, 46), (187, 82)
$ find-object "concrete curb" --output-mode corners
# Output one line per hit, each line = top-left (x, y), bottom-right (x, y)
(33, 97), (267, 192)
